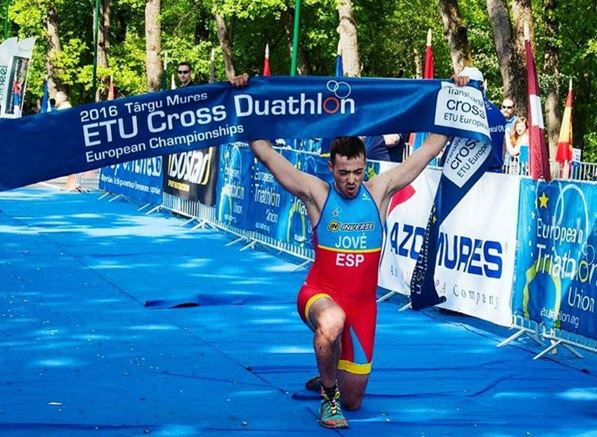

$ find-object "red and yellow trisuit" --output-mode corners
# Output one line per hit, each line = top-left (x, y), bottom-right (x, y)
(298, 182), (383, 375)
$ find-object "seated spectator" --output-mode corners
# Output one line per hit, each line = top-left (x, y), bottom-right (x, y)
(507, 116), (529, 174)
(364, 134), (407, 162)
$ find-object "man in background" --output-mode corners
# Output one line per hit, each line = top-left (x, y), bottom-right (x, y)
(176, 62), (194, 87)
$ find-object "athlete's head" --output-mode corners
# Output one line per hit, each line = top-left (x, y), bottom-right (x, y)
(329, 136), (366, 199)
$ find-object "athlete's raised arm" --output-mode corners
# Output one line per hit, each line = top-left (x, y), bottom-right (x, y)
(249, 139), (327, 205)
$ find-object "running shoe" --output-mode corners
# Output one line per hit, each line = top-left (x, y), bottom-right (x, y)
(305, 375), (321, 392)
(319, 389), (348, 428)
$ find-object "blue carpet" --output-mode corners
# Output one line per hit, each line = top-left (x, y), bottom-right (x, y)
(0, 186), (595, 436)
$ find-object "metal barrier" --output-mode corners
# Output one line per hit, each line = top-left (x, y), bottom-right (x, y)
(157, 192), (315, 267)
(534, 326), (597, 360)
(497, 314), (544, 348)
(74, 170), (101, 192)
(502, 159), (597, 182)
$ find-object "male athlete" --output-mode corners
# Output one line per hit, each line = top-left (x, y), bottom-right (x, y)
(230, 73), (470, 428)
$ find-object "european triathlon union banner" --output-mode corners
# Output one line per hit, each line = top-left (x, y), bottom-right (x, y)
(0, 76), (490, 191)
(512, 179), (596, 339)
(216, 143), (253, 229)
(249, 156), (292, 238)
(277, 150), (322, 249)
(99, 157), (163, 205)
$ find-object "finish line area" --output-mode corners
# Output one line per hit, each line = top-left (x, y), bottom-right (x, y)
(0, 185), (595, 436)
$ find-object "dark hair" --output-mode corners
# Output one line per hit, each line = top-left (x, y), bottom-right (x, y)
(177, 62), (192, 70)
(329, 136), (366, 163)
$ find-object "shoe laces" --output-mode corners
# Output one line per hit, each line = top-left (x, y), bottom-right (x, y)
(322, 390), (341, 415)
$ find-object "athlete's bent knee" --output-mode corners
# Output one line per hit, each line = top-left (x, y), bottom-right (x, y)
(342, 394), (363, 411)
(315, 306), (345, 343)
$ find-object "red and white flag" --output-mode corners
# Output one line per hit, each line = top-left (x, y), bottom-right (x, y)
(263, 44), (271, 77)
(555, 79), (573, 178)
(410, 29), (434, 151)
(524, 25), (551, 180)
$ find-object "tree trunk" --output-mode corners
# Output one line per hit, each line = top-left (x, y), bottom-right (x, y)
(282, 6), (311, 75)
(145, 0), (162, 92)
(96, 0), (111, 100)
(540, 0), (561, 156)
(45, 3), (63, 98)
(487, 0), (527, 113)
(336, 0), (360, 77)
(97, 0), (110, 69)
(437, 0), (472, 73)
(214, 13), (235, 80)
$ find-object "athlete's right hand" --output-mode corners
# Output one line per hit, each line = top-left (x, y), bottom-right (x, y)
(230, 73), (249, 88)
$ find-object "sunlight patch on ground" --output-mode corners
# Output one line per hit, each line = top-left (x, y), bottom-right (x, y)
(32, 357), (82, 367)
(557, 387), (597, 401)
(266, 346), (312, 353)
(150, 424), (199, 436)
(128, 324), (179, 331)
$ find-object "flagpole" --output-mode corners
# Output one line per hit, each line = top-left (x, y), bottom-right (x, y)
(209, 48), (215, 83)
(161, 50), (168, 90)
(290, 0), (300, 76)
(91, 0), (100, 101)
(3, 0), (9, 39)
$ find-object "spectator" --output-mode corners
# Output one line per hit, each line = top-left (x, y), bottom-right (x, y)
(55, 91), (72, 110)
(508, 116), (529, 174)
(176, 62), (194, 87)
(500, 97), (518, 156)
(363, 134), (408, 162)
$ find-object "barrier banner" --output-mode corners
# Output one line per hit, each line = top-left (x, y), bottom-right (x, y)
(279, 150), (320, 249)
(0, 38), (18, 116)
(513, 179), (596, 339)
(0, 76), (490, 191)
(249, 153), (294, 239)
(216, 143), (253, 228)
(99, 157), (163, 205)
(162, 147), (219, 205)
(1, 37), (35, 118)
(379, 169), (519, 326)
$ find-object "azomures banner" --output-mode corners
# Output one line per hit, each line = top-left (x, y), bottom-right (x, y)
(0, 76), (490, 191)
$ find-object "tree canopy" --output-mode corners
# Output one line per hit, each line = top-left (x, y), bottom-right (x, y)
(1, 0), (595, 160)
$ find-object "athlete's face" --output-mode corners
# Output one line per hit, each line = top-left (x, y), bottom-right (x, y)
(329, 154), (366, 199)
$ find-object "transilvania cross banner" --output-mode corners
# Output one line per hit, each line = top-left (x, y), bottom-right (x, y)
(0, 76), (490, 191)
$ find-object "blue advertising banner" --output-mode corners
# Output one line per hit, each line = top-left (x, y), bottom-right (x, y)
(513, 179), (596, 339)
(0, 76), (490, 191)
(216, 143), (253, 229)
(99, 157), (163, 205)
(249, 155), (293, 239)
(276, 150), (320, 250)
(162, 147), (219, 205)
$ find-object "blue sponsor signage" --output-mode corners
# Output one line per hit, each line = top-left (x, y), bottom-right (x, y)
(513, 179), (596, 338)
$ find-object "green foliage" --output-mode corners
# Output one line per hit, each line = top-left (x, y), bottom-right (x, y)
(2, 0), (595, 161)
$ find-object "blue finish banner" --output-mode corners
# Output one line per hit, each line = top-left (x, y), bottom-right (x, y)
(410, 130), (499, 309)
(513, 179), (596, 339)
(0, 76), (490, 191)
(99, 157), (163, 205)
